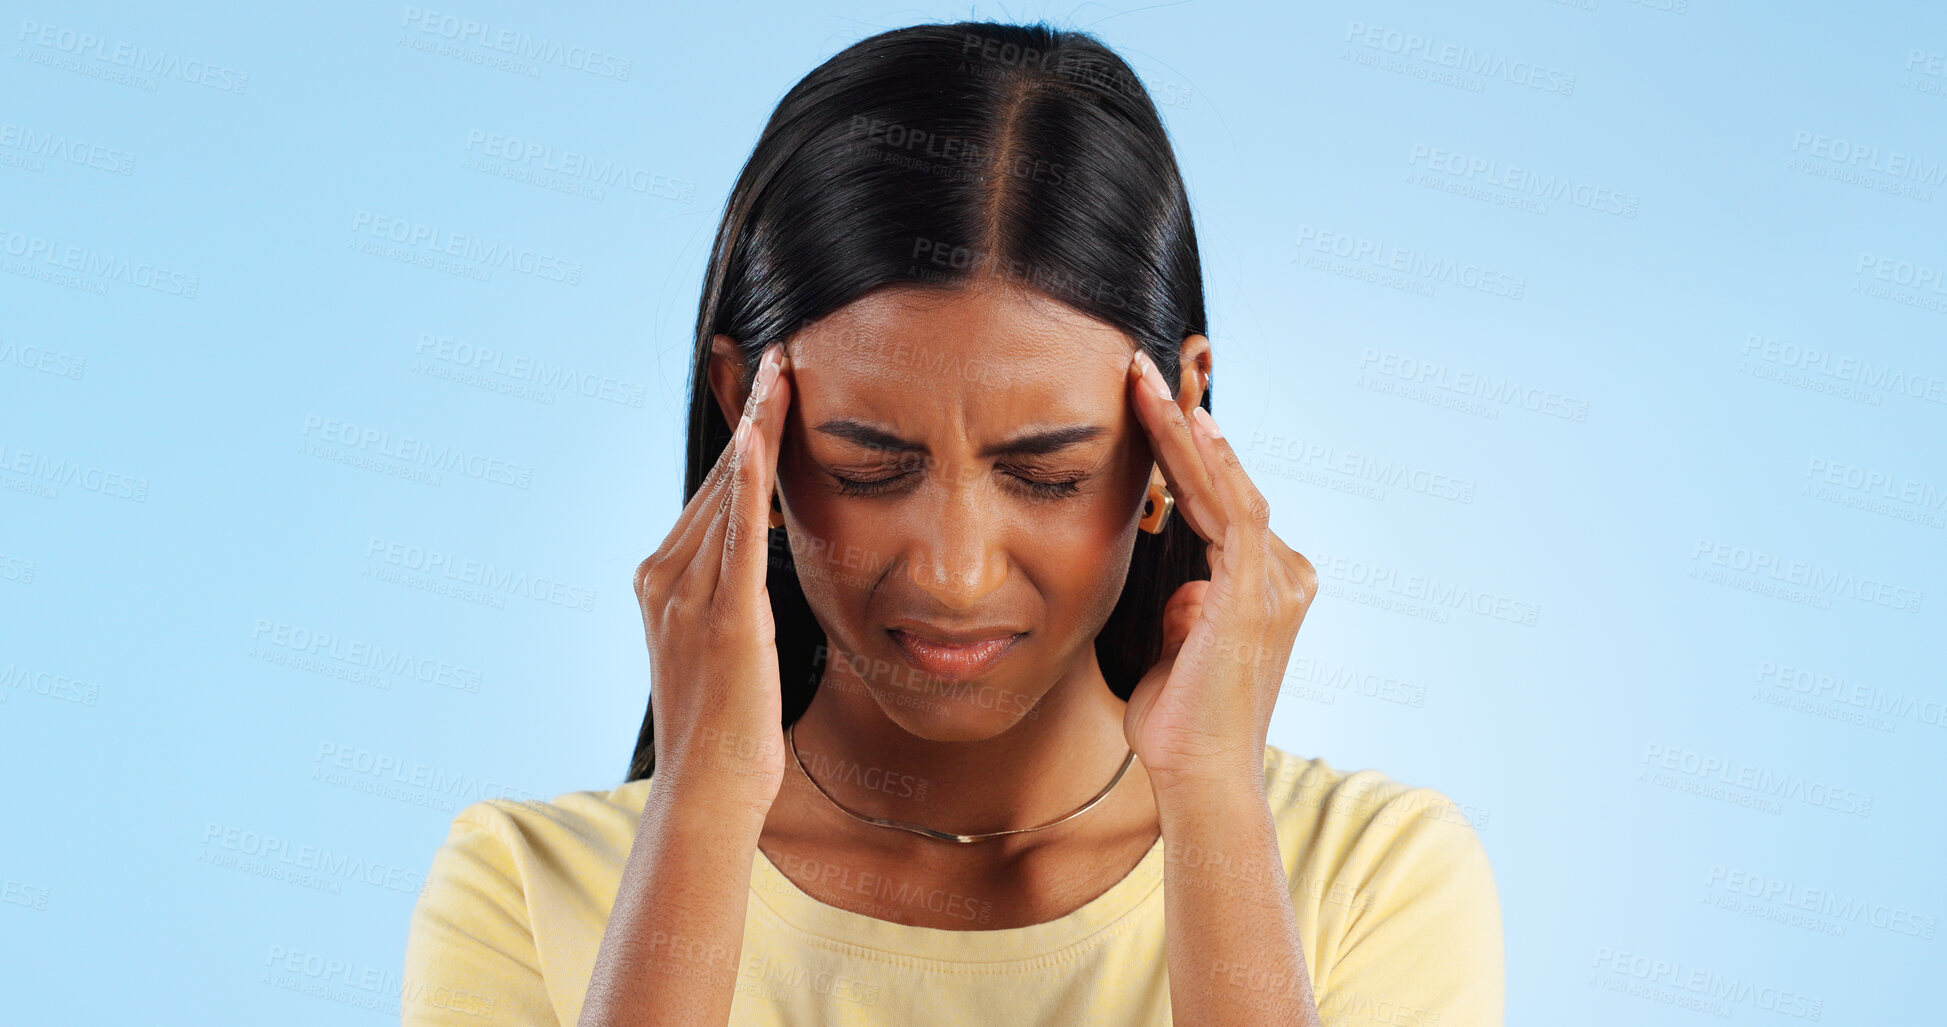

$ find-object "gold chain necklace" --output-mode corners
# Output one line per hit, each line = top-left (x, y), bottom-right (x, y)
(786, 720), (1137, 844)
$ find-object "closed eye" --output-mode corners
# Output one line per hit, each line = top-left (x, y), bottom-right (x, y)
(1012, 475), (1084, 498)
(829, 470), (1085, 500)
(829, 472), (912, 497)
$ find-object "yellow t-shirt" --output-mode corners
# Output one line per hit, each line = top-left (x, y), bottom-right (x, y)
(402, 745), (1503, 1025)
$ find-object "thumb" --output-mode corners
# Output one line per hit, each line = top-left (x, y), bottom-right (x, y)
(1157, 579), (1209, 665)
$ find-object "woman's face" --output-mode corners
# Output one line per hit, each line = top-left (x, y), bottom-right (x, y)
(712, 279), (1207, 742)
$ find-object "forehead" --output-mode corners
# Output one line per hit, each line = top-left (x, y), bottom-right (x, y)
(788, 282), (1137, 421)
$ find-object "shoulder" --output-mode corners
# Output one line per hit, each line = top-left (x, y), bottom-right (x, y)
(1259, 743), (1498, 917)
(410, 777), (654, 937)
(1259, 747), (1503, 1022)
(406, 783), (658, 1005)
(427, 777), (654, 872)
(1261, 744), (1488, 841)
(404, 779), (655, 1022)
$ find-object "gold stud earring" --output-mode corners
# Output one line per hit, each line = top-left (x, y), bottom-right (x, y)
(768, 489), (784, 529)
(1137, 471), (1173, 534)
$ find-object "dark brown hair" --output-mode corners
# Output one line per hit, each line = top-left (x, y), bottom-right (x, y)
(627, 20), (1210, 782)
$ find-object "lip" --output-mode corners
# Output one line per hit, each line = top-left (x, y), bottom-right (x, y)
(887, 626), (1024, 683)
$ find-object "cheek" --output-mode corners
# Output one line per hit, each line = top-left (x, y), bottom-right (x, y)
(1015, 484), (1145, 612)
(774, 459), (889, 603)
(1039, 488), (1138, 548)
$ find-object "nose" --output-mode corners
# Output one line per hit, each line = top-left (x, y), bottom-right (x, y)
(904, 471), (1009, 610)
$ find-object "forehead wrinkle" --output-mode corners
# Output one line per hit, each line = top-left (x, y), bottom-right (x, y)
(784, 284), (1139, 456)
(804, 362), (1128, 457)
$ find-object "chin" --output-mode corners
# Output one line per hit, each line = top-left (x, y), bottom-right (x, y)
(878, 698), (1037, 743)
(841, 670), (1047, 743)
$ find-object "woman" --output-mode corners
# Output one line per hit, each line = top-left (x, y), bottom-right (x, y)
(404, 20), (1503, 1026)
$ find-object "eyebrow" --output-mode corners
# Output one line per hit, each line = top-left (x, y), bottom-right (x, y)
(812, 419), (1110, 458)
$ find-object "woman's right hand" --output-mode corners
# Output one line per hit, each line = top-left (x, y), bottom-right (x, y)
(632, 342), (793, 810)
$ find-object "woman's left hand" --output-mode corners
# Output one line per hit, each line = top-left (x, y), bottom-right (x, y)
(1122, 347), (1319, 795)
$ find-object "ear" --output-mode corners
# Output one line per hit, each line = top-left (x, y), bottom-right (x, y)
(1174, 332), (1211, 415)
(707, 333), (754, 430)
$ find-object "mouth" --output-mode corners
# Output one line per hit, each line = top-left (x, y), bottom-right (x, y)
(886, 626), (1024, 683)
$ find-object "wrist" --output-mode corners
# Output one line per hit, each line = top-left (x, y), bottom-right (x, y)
(1144, 750), (1267, 807)
(1150, 770), (1272, 828)
(646, 764), (780, 824)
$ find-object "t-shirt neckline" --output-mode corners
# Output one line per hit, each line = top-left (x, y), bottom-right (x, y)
(745, 830), (1167, 965)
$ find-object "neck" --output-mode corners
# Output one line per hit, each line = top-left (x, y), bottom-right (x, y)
(783, 640), (1151, 847)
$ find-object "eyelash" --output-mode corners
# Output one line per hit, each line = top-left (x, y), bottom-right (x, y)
(831, 471), (1084, 500)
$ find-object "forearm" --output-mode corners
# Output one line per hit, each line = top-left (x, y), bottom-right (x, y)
(1156, 779), (1321, 1027)
(578, 780), (770, 1027)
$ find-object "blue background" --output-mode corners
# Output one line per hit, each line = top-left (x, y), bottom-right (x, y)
(3, 0), (1941, 1022)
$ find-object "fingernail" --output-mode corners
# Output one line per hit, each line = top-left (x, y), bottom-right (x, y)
(754, 346), (781, 400)
(1139, 352), (1172, 401)
(1192, 406), (1222, 438)
(734, 413), (753, 456)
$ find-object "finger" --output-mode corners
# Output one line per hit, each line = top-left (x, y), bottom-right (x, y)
(689, 454), (737, 598)
(656, 341), (779, 580)
(1176, 403), (1289, 686)
(647, 401), (744, 579)
(1158, 579), (1208, 663)
(1183, 402), (1271, 583)
(1128, 350), (1228, 545)
(696, 344), (780, 597)
(719, 347), (791, 608)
